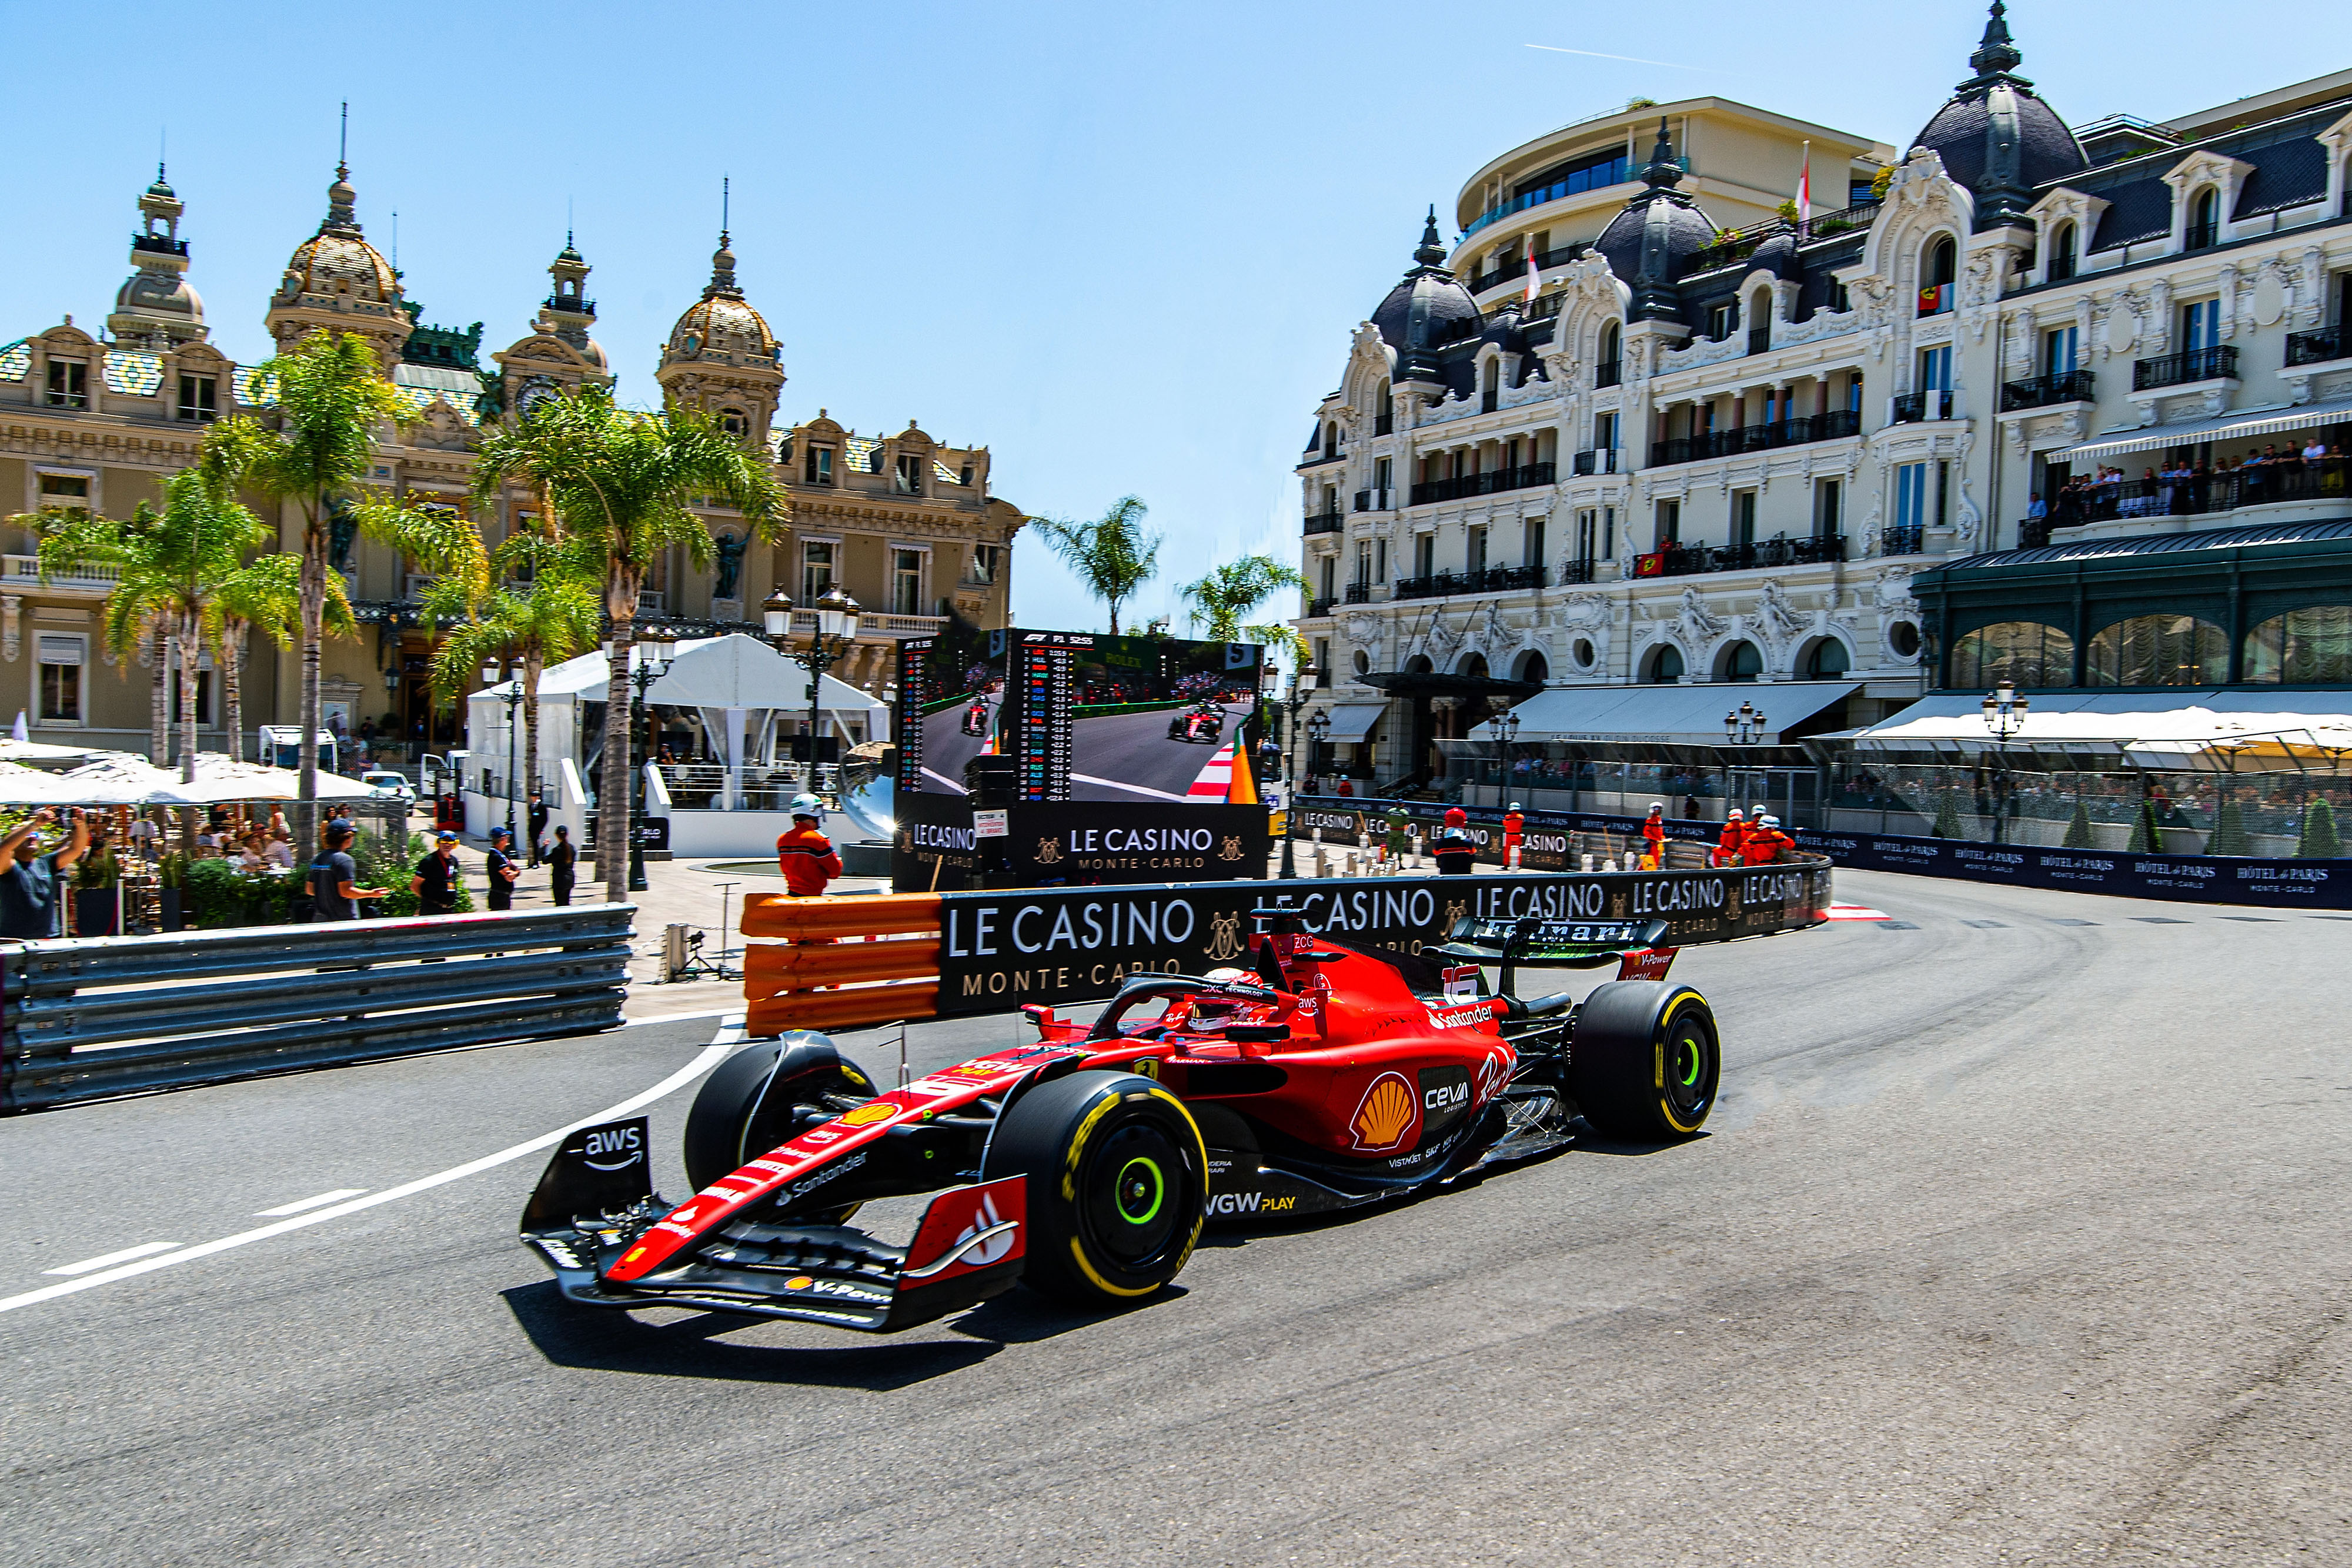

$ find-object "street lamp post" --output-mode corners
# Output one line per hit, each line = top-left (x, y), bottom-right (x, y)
(613, 630), (676, 893)
(1274, 660), (1319, 880)
(1723, 699), (1769, 819)
(764, 583), (862, 797)
(1485, 708), (1521, 798)
(485, 658), (523, 844)
(1980, 680), (2029, 845)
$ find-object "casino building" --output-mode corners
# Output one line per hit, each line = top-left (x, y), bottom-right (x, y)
(1292, 4), (2352, 843)
(0, 163), (1024, 762)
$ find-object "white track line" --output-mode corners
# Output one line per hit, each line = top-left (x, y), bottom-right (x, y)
(254, 1189), (368, 1218)
(0, 1039), (737, 1317)
(42, 1242), (183, 1277)
(1068, 773), (1193, 803)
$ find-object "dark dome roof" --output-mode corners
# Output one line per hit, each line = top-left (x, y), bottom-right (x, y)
(1480, 304), (1526, 352)
(1372, 209), (1481, 357)
(1595, 190), (1715, 286)
(1912, 4), (2084, 198)
(1748, 231), (1800, 279)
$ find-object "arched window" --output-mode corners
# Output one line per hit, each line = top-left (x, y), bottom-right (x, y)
(1324, 420), (1338, 456)
(2050, 220), (2077, 281)
(1719, 640), (1765, 682)
(1375, 379), (1392, 433)
(1749, 287), (1772, 351)
(1596, 321), (1621, 387)
(2086, 615), (2227, 686)
(2243, 606), (2352, 683)
(719, 406), (747, 436)
(1802, 637), (1852, 678)
(1514, 649), (1550, 684)
(2187, 188), (2220, 249)
(1952, 621), (2076, 688)
(1481, 359), (1500, 412)
(1920, 235), (1957, 315)
(1646, 644), (1685, 683)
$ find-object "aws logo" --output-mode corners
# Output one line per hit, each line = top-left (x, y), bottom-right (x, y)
(580, 1125), (643, 1172)
(1349, 1072), (1420, 1152)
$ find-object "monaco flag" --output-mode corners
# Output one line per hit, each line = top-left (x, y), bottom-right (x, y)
(1798, 141), (1812, 229)
(1524, 233), (1540, 305)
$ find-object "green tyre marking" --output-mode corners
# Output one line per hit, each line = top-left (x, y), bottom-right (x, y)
(1116, 1156), (1165, 1224)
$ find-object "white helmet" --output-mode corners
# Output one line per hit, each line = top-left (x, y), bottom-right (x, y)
(1648, 801), (1664, 813)
(1726, 807), (1745, 819)
(790, 794), (823, 818)
(1762, 815), (1781, 827)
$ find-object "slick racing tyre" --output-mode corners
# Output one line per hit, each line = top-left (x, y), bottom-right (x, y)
(1568, 981), (1720, 1141)
(683, 1032), (876, 1199)
(983, 1071), (1207, 1308)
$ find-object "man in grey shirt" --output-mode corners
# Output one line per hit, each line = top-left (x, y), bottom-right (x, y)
(309, 824), (387, 920)
(0, 808), (90, 940)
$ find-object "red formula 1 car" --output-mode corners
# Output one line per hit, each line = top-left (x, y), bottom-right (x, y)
(520, 906), (1719, 1333)
(1167, 701), (1226, 743)
(959, 697), (991, 736)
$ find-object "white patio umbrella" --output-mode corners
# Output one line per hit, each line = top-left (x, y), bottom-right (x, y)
(0, 762), (112, 805)
(56, 753), (378, 806)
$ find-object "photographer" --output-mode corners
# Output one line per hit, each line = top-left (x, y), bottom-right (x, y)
(0, 807), (92, 940)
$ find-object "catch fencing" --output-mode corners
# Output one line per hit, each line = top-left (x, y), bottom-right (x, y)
(1, 904), (634, 1112)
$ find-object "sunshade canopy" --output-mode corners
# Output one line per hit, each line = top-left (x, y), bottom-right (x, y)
(1319, 703), (1391, 743)
(1506, 681), (1859, 747)
(2059, 396), (2352, 465)
(1827, 690), (2352, 771)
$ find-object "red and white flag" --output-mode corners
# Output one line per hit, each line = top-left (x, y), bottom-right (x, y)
(1798, 141), (1812, 229)
(1523, 233), (1540, 305)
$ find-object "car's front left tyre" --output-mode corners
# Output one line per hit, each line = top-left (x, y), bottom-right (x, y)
(983, 1071), (1207, 1308)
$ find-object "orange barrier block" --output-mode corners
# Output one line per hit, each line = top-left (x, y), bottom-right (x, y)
(747, 983), (940, 1035)
(744, 939), (942, 995)
(740, 893), (944, 941)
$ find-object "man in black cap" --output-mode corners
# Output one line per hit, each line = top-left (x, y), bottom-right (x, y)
(484, 826), (519, 912)
(411, 830), (463, 915)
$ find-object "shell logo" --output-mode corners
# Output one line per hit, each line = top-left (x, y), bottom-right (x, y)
(1349, 1072), (1419, 1152)
(840, 1102), (897, 1128)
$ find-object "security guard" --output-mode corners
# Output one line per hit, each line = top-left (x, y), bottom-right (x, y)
(1501, 802), (1526, 869)
(1714, 807), (1749, 867)
(1639, 801), (1668, 870)
(776, 795), (844, 895)
(1742, 814), (1793, 864)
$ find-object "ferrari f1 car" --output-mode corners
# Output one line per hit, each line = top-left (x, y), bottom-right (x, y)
(1167, 701), (1226, 743)
(959, 698), (991, 736)
(520, 905), (1719, 1333)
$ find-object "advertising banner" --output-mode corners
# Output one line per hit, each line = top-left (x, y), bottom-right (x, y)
(894, 788), (1269, 891)
(930, 859), (1832, 1014)
(1289, 797), (1716, 872)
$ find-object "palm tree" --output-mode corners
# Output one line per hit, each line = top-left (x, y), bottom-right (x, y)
(1028, 496), (1161, 634)
(423, 540), (600, 844)
(1181, 553), (1309, 643)
(30, 470), (269, 781)
(206, 554), (322, 764)
(470, 389), (785, 887)
(199, 329), (477, 848)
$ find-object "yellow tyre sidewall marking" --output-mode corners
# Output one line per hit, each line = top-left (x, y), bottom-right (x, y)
(1064, 1081), (1207, 1298)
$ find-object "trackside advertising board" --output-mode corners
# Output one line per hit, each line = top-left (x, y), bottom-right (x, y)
(1793, 828), (2352, 909)
(931, 859), (1832, 1014)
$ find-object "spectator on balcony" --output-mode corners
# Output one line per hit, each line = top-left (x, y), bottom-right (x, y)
(2026, 492), (2046, 527)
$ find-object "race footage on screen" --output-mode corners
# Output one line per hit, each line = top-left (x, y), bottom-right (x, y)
(896, 629), (1264, 803)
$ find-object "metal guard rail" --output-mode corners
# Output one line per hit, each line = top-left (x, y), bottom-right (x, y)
(2, 903), (636, 1112)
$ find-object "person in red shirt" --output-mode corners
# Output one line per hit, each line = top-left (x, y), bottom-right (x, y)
(1501, 802), (1526, 869)
(1639, 802), (1667, 869)
(1742, 814), (1793, 864)
(776, 795), (843, 896)
(1715, 808), (1749, 867)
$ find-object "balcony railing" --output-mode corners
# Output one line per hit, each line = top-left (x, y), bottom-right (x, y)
(2184, 221), (2219, 251)
(543, 294), (596, 315)
(1571, 447), (1622, 476)
(1916, 282), (1954, 316)
(2048, 253), (2076, 282)
(1305, 597), (1337, 618)
(1392, 564), (1549, 601)
(1352, 487), (1394, 512)
(1374, 412), (1394, 435)
(2000, 369), (2096, 411)
(1466, 242), (1592, 293)
(2, 554), (119, 589)
(2286, 327), (2347, 367)
(2018, 516), (2054, 549)
(2048, 456), (2352, 527)
(1558, 559), (1599, 585)
(1891, 390), (1956, 424)
(1647, 409), (1861, 467)
(2133, 345), (2238, 390)
(1881, 523), (1925, 557)
(1687, 203), (1883, 274)
(1524, 291), (1566, 323)
(131, 234), (189, 258)
(1299, 449), (1344, 467)
(1636, 535), (1845, 579)
(1748, 326), (1772, 356)
(1594, 357), (1621, 389)
(1304, 510), (1345, 535)
(1406, 462), (1555, 506)
(1344, 583), (1375, 604)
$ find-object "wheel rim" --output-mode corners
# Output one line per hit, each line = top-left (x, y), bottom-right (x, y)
(1082, 1121), (1188, 1271)
(1665, 1014), (1716, 1118)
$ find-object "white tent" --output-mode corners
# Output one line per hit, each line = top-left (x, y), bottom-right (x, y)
(53, 753), (380, 805)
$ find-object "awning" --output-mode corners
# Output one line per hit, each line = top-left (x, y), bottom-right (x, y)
(1832, 690), (2352, 770)
(1506, 681), (1859, 746)
(2059, 396), (2352, 465)
(1319, 703), (1390, 743)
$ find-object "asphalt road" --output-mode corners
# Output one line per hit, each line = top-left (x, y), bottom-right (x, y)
(914, 693), (995, 793)
(1070, 701), (1245, 801)
(4, 868), (2348, 1566)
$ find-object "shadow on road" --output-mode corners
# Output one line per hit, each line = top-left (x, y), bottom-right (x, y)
(1571, 1126), (1714, 1158)
(502, 1281), (1002, 1389)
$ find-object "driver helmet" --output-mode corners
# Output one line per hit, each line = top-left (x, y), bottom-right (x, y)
(1202, 967), (1250, 984)
(1444, 807), (1468, 827)
(789, 794), (823, 819)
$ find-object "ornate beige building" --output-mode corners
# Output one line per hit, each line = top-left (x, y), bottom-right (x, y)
(0, 163), (1024, 761)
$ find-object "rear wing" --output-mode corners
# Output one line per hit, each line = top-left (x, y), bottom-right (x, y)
(1432, 915), (1671, 999)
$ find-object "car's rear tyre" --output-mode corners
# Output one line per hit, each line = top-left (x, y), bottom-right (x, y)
(1569, 981), (1720, 1140)
(683, 1033), (876, 1195)
(982, 1071), (1207, 1308)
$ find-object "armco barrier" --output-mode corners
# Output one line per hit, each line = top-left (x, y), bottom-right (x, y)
(740, 859), (1830, 1037)
(1, 904), (634, 1113)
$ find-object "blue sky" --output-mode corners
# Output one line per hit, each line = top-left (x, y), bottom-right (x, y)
(4, 2), (2347, 637)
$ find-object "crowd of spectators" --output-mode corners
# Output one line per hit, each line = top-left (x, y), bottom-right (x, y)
(2041, 437), (2347, 530)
